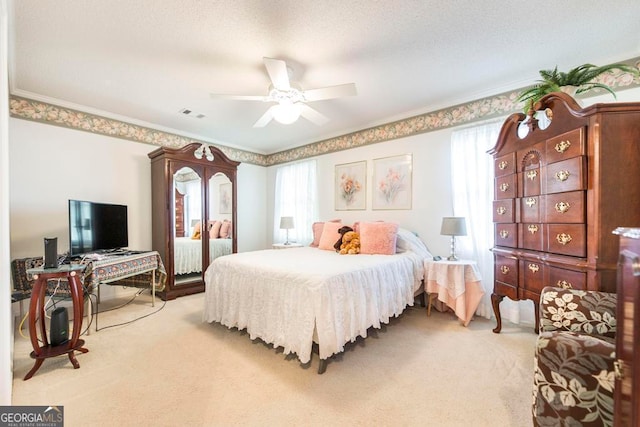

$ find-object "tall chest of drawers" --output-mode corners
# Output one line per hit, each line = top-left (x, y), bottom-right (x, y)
(489, 92), (640, 333)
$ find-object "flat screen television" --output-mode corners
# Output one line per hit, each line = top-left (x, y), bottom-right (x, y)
(68, 199), (128, 256)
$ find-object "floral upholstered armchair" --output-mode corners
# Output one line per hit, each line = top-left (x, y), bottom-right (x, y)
(532, 286), (617, 427)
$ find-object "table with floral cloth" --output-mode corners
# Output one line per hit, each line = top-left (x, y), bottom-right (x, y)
(11, 251), (166, 318)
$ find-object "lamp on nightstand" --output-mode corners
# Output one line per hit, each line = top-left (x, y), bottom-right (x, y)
(441, 217), (467, 261)
(280, 216), (295, 245)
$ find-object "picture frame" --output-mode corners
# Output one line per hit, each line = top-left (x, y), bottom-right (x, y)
(372, 154), (412, 210)
(219, 182), (232, 214)
(335, 161), (367, 210)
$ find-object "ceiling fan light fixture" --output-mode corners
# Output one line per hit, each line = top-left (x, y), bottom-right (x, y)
(272, 101), (302, 125)
(210, 57), (356, 128)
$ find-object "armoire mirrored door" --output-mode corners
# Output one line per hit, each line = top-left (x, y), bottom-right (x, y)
(172, 165), (203, 287)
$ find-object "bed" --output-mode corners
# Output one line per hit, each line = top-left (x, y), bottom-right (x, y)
(203, 228), (431, 373)
(174, 237), (232, 275)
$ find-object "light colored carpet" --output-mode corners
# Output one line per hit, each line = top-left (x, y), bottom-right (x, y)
(12, 291), (537, 426)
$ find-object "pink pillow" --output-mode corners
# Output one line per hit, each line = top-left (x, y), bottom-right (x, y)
(310, 219), (341, 247)
(359, 222), (399, 255)
(318, 222), (344, 251)
(210, 221), (222, 238)
(220, 220), (231, 238)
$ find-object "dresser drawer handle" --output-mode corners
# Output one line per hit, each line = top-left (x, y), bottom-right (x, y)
(555, 202), (570, 213)
(528, 224), (539, 234)
(554, 140), (571, 153)
(556, 233), (573, 245)
(525, 197), (536, 207)
(500, 266), (510, 274)
(555, 170), (570, 182)
(528, 263), (540, 273)
(499, 183), (510, 192)
(557, 279), (573, 289)
(496, 206), (506, 215)
(526, 170), (538, 181)
(499, 230), (509, 239)
(498, 161), (508, 170)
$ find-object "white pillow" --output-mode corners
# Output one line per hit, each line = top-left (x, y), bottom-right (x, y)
(396, 228), (432, 259)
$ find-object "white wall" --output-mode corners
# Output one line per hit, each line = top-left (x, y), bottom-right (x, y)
(267, 126), (457, 257)
(9, 119), (154, 258)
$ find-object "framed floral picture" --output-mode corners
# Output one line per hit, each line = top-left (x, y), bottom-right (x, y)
(335, 161), (366, 210)
(372, 154), (412, 210)
(219, 182), (231, 214)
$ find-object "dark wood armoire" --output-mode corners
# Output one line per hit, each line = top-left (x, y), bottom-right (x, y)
(148, 143), (239, 300)
(489, 92), (640, 332)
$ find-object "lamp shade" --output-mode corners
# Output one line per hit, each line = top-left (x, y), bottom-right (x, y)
(280, 216), (294, 230)
(440, 217), (467, 236)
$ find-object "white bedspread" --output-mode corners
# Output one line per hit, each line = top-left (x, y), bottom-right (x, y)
(174, 237), (232, 275)
(203, 245), (426, 363)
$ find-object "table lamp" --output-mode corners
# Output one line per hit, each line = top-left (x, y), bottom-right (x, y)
(280, 216), (295, 245)
(440, 217), (467, 261)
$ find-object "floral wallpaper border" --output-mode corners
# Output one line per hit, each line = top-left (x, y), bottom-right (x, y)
(8, 96), (266, 166)
(10, 58), (639, 167)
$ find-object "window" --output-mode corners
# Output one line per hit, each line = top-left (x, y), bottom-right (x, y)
(273, 160), (318, 245)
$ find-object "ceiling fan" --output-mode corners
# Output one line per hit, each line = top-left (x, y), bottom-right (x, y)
(210, 57), (357, 127)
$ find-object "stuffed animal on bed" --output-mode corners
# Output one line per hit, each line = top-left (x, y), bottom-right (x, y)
(339, 231), (361, 255)
(334, 226), (354, 251)
(191, 221), (201, 240)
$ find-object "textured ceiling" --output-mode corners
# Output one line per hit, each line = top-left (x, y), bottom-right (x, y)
(9, 0), (640, 154)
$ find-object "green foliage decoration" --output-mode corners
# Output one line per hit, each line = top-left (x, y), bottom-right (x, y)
(517, 63), (640, 113)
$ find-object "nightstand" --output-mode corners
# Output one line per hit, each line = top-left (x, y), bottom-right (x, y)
(272, 243), (303, 249)
(424, 259), (484, 326)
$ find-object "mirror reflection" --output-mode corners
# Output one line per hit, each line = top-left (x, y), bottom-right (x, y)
(207, 173), (234, 263)
(173, 166), (202, 285)
(536, 108), (553, 130)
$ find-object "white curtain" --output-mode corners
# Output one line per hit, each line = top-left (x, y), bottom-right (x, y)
(184, 180), (201, 234)
(175, 179), (202, 235)
(273, 160), (318, 245)
(450, 121), (535, 326)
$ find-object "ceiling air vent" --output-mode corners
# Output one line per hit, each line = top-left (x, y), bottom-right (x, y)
(179, 108), (205, 119)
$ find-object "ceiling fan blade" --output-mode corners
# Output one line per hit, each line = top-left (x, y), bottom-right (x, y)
(253, 106), (275, 128)
(303, 83), (357, 102)
(263, 57), (290, 90)
(209, 93), (266, 101)
(300, 104), (329, 126)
